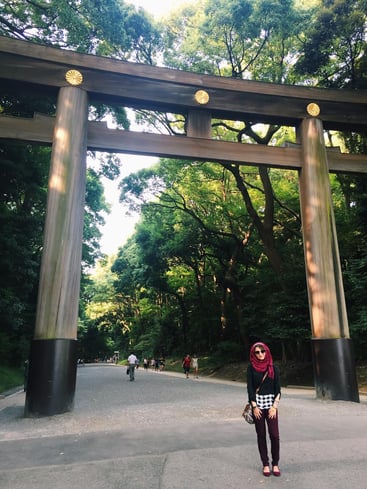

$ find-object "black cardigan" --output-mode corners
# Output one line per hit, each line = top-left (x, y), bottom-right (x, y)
(247, 364), (281, 403)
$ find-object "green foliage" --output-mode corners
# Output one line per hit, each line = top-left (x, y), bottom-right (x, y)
(0, 143), (48, 365)
(78, 256), (130, 360)
(335, 135), (367, 360)
(0, 0), (161, 366)
(295, 0), (367, 88)
(0, 365), (24, 393)
(111, 154), (311, 359)
(163, 0), (311, 83)
(1, 0), (367, 368)
(82, 169), (110, 269)
(0, 0), (161, 63)
(345, 254), (367, 360)
(77, 322), (111, 361)
(211, 340), (244, 362)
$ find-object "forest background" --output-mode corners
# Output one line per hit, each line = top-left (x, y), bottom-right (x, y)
(1, 0), (367, 392)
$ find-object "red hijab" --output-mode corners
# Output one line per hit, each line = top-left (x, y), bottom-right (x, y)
(250, 342), (274, 379)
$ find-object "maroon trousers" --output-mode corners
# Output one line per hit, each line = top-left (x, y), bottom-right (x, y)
(253, 409), (280, 467)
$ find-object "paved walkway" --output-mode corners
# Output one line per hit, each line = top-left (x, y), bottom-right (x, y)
(1, 364), (366, 489)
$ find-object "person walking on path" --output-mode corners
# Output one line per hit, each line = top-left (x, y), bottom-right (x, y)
(192, 354), (199, 378)
(247, 342), (281, 477)
(127, 352), (138, 381)
(182, 354), (191, 378)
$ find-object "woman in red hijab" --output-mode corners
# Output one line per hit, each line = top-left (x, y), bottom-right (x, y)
(247, 342), (281, 477)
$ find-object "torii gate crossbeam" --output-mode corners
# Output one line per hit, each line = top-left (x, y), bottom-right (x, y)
(0, 36), (365, 415)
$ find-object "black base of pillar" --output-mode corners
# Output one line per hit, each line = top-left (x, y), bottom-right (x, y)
(312, 338), (359, 403)
(24, 339), (78, 417)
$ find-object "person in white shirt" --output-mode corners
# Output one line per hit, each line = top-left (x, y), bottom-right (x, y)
(127, 353), (138, 381)
(192, 354), (199, 378)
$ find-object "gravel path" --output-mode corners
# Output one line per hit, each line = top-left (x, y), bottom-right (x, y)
(1, 364), (367, 489)
(0, 365), (249, 440)
(1, 364), (366, 442)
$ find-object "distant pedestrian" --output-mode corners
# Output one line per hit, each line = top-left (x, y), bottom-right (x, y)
(154, 358), (160, 371)
(192, 354), (199, 378)
(247, 342), (281, 477)
(182, 354), (191, 379)
(143, 358), (148, 370)
(127, 352), (138, 381)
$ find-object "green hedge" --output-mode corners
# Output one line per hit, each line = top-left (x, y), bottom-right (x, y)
(0, 365), (24, 394)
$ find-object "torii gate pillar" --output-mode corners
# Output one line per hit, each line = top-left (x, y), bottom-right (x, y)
(25, 86), (88, 416)
(299, 117), (359, 402)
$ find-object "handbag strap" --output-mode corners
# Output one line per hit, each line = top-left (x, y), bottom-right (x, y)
(255, 370), (268, 394)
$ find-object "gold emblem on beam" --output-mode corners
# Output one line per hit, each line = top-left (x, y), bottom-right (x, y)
(306, 102), (320, 117)
(194, 90), (210, 105)
(65, 69), (83, 86)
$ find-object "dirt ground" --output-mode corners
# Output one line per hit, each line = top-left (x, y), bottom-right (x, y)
(201, 361), (367, 394)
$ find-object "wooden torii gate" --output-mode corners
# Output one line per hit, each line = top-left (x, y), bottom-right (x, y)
(1, 37), (366, 416)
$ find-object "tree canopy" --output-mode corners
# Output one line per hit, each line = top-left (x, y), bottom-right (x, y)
(1, 0), (366, 367)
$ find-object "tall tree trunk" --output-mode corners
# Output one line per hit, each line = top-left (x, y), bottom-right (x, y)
(223, 162), (287, 292)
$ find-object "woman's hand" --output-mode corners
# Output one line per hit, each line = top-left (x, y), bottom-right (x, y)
(253, 406), (262, 419)
(268, 406), (277, 419)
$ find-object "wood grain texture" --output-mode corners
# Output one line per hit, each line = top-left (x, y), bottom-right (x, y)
(1, 37), (367, 131)
(299, 118), (349, 339)
(1, 114), (366, 173)
(34, 88), (88, 339)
